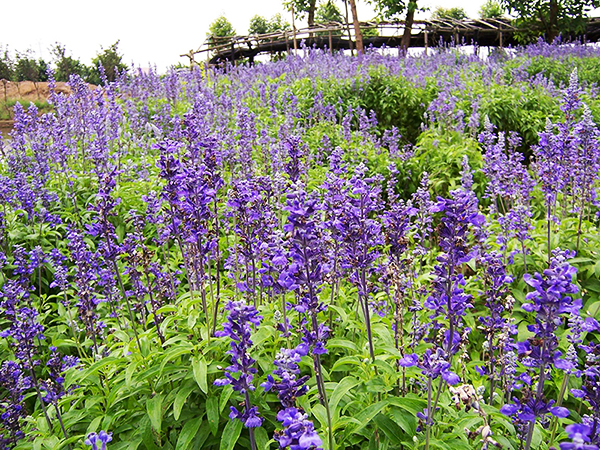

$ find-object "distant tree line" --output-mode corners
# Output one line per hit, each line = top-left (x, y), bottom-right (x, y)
(0, 41), (128, 85)
(207, 0), (600, 60)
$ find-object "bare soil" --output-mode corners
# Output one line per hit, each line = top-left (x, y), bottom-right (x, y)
(0, 81), (96, 137)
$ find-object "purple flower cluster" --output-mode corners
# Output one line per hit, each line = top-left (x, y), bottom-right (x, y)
(214, 300), (263, 429)
(85, 431), (113, 450)
(262, 344), (323, 449)
(502, 250), (581, 449)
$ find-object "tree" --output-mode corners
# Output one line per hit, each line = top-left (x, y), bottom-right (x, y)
(501, 0), (599, 43)
(347, 0), (364, 54)
(14, 52), (48, 82)
(51, 43), (89, 82)
(316, 0), (344, 23)
(268, 13), (291, 32)
(249, 14), (289, 35)
(0, 47), (13, 81)
(208, 15), (236, 47)
(87, 41), (128, 85)
(432, 6), (468, 20)
(285, 0), (318, 27)
(249, 15), (270, 35)
(369, 0), (419, 50)
(479, 0), (505, 18)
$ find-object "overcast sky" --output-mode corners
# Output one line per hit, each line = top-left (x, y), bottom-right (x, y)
(0, 0), (526, 72)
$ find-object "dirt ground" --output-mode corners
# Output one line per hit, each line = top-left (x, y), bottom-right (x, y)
(0, 81), (92, 137)
(1, 80), (73, 103)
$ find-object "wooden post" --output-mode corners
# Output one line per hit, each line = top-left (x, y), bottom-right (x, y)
(499, 24), (503, 48)
(424, 30), (428, 56)
(328, 30), (333, 54)
(344, 0), (354, 56)
(285, 30), (290, 54)
(292, 4), (298, 54)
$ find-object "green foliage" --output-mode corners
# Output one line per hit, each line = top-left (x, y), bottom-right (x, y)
(87, 41), (128, 85)
(0, 99), (52, 120)
(208, 16), (236, 39)
(0, 46), (13, 80)
(501, 0), (599, 43)
(432, 6), (468, 20)
(249, 15), (270, 35)
(369, 0), (417, 20)
(506, 55), (600, 88)
(14, 51), (48, 82)
(479, 0), (505, 18)
(316, 0), (344, 23)
(51, 43), (89, 82)
(284, 0), (316, 21)
(5, 41), (600, 450)
(268, 13), (291, 32)
(400, 128), (485, 198)
(249, 13), (290, 35)
(359, 69), (432, 143)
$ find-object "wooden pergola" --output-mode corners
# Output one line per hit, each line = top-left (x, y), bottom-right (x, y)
(181, 17), (600, 66)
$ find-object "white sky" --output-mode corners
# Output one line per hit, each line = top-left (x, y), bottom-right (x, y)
(0, 0), (523, 72)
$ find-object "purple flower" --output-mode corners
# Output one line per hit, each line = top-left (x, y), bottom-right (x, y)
(85, 430), (112, 450)
(275, 408), (323, 450)
(214, 300), (263, 428)
(560, 424), (598, 450)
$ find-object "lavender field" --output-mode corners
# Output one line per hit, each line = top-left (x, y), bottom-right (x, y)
(2, 42), (600, 450)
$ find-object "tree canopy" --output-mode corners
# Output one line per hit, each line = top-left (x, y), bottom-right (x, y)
(88, 41), (128, 85)
(248, 13), (290, 35)
(51, 44), (88, 82)
(501, 0), (599, 43)
(479, 0), (505, 18)
(432, 6), (468, 20)
(208, 16), (236, 39)
(316, 0), (344, 23)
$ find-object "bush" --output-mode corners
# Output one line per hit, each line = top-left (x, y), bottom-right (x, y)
(51, 43), (89, 82)
(87, 41), (128, 85)
(14, 52), (48, 82)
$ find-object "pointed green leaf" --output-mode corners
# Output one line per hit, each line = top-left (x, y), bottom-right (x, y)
(330, 376), (360, 418)
(147, 394), (163, 433)
(373, 413), (404, 445)
(207, 396), (220, 436)
(173, 381), (197, 421)
(192, 355), (208, 394)
(219, 419), (243, 450)
(176, 418), (202, 450)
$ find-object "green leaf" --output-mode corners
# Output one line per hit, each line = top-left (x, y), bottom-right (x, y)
(219, 419), (243, 450)
(207, 396), (220, 436)
(389, 405), (417, 436)
(219, 384), (234, 413)
(328, 338), (358, 352)
(254, 427), (270, 449)
(373, 413), (405, 446)
(173, 381), (197, 421)
(146, 394), (163, 433)
(192, 355), (208, 394)
(176, 418), (202, 450)
(330, 376), (360, 418)
(344, 400), (388, 436)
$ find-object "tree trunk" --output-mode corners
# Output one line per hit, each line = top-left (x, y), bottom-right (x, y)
(547, 0), (559, 43)
(308, 0), (317, 27)
(348, 0), (364, 54)
(401, 1), (417, 51)
(344, 0), (354, 55)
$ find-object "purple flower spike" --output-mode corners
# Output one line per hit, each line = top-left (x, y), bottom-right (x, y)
(85, 430), (113, 450)
(275, 408), (323, 450)
(560, 424), (598, 450)
(214, 300), (263, 429)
